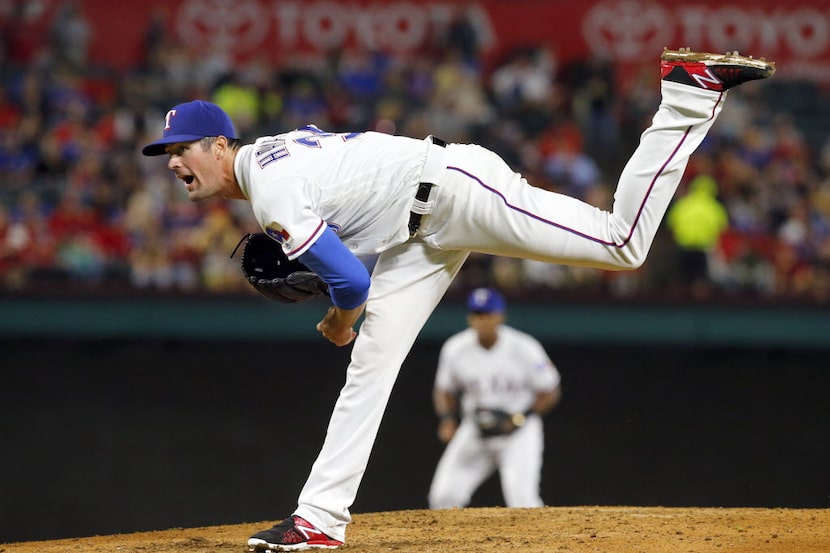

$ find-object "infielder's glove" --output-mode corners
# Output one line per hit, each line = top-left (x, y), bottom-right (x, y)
(473, 408), (529, 438)
(232, 233), (329, 303)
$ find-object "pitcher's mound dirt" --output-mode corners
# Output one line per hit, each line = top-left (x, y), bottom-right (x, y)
(2, 506), (828, 553)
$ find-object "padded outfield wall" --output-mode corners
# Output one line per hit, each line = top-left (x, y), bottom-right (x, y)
(1, 299), (828, 542)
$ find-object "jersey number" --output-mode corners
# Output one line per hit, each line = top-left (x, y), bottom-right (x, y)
(256, 125), (363, 168)
(293, 124), (362, 147)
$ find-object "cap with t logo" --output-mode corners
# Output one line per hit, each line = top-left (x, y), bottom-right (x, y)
(141, 100), (238, 156)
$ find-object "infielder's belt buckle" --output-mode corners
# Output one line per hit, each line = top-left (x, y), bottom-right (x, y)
(409, 136), (447, 237)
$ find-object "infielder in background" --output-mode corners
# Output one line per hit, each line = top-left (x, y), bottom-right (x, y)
(141, 50), (774, 551)
(428, 287), (561, 509)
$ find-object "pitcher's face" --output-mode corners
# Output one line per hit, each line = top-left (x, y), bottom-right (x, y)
(164, 139), (229, 201)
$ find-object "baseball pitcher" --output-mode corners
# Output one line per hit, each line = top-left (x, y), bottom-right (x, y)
(141, 49), (775, 551)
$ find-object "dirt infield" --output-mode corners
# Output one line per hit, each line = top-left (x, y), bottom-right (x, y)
(2, 506), (828, 553)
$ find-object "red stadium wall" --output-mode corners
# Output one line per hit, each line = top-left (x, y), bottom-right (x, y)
(5, 0), (830, 80)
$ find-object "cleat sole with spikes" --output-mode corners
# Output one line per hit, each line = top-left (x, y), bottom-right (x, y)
(660, 47), (776, 91)
(661, 47), (776, 74)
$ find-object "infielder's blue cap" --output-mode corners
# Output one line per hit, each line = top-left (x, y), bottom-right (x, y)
(467, 287), (506, 313)
(141, 100), (237, 156)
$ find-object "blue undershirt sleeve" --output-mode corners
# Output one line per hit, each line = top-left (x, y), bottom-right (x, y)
(298, 226), (371, 309)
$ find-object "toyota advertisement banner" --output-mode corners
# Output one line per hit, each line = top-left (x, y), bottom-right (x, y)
(4, 0), (828, 80)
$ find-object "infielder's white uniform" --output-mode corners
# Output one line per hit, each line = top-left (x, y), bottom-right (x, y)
(428, 325), (561, 509)
(232, 82), (726, 541)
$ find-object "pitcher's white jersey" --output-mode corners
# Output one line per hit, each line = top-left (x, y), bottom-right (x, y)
(234, 126), (429, 259)
(435, 325), (561, 416)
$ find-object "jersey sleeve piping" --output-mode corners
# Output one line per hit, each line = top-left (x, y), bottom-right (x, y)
(286, 219), (326, 259)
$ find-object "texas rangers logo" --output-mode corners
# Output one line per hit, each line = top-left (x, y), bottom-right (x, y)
(164, 109), (177, 130)
(265, 224), (290, 244)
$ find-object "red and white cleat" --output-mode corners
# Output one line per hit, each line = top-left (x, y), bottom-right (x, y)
(661, 47), (776, 91)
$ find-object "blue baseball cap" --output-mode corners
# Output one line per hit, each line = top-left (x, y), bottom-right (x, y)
(142, 100), (238, 156)
(467, 287), (506, 313)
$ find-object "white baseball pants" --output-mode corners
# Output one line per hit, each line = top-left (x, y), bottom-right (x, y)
(294, 82), (726, 541)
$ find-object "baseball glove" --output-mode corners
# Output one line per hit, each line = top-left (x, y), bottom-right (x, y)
(473, 408), (529, 438)
(232, 233), (329, 303)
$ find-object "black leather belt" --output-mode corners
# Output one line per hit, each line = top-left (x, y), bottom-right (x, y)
(409, 136), (447, 237)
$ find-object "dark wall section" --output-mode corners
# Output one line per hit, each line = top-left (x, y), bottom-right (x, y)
(1, 339), (828, 542)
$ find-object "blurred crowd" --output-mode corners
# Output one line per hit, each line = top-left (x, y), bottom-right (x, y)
(2, 2), (830, 303)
